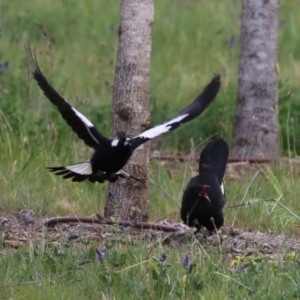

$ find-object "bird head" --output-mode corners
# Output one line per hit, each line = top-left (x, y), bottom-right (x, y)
(119, 137), (132, 147)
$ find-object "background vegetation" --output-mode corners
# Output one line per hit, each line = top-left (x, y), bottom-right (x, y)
(1, 0), (300, 298)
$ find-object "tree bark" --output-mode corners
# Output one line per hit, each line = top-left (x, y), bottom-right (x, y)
(104, 0), (154, 221)
(231, 0), (279, 158)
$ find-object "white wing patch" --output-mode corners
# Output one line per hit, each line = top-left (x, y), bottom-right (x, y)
(66, 161), (92, 175)
(72, 107), (100, 144)
(124, 138), (132, 146)
(220, 182), (224, 195)
(136, 113), (188, 139)
(72, 107), (93, 127)
(111, 140), (119, 147)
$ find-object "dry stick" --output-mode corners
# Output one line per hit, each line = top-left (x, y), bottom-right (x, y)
(151, 153), (272, 164)
(43, 216), (184, 233)
(231, 170), (260, 227)
(228, 158), (272, 163)
(281, 157), (300, 164)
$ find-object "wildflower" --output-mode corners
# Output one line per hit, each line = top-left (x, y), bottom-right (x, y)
(120, 220), (132, 230)
(107, 191), (117, 202)
(181, 254), (191, 268)
(95, 248), (106, 261)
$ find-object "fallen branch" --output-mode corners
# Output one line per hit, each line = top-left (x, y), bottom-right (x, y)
(44, 216), (184, 233)
(151, 152), (273, 163)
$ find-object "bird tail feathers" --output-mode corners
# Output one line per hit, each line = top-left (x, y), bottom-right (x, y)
(47, 161), (92, 182)
(199, 138), (229, 184)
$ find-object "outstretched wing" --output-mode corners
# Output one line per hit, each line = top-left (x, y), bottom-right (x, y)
(199, 138), (229, 184)
(25, 44), (110, 149)
(131, 74), (221, 150)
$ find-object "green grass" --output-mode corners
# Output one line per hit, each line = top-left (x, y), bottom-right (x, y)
(1, 233), (300, 299)
(1, 0), (300, 298)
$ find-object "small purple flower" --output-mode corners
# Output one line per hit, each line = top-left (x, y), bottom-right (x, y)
(106, 192), (117, 202)
(181, 254), (191, 268)
(120, 220), (132, 230)
(159, 253), (168, 262)
(95, 248), (106, 261)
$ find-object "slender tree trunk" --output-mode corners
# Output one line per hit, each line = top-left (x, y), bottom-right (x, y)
(231, 0), (279, 158)
(104, 0), (154, 221)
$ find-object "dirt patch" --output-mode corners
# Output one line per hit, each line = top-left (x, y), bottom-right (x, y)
(1, 210), (300, 261)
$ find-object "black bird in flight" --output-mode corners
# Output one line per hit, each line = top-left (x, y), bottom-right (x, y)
(26, 45), (221, 183)
(181, 138), (229, 233)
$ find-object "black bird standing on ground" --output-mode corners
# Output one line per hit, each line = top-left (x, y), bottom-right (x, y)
(181, 138), (229, 233)
(26, 45), (221, 183)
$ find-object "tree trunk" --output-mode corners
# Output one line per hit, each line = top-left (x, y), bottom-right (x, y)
(104, 0), (154, 221)
(231, 0), (279, 158)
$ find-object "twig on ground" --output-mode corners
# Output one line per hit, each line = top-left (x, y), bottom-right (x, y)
(44, 216), (186, 233)
(151, 152), (273, 164)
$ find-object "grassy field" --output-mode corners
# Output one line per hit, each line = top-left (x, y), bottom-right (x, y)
(1, 0), (300, 298)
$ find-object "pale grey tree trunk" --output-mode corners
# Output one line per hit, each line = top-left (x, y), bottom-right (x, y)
(231, 0), (279, 158)
(104, 0), (154, 221)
